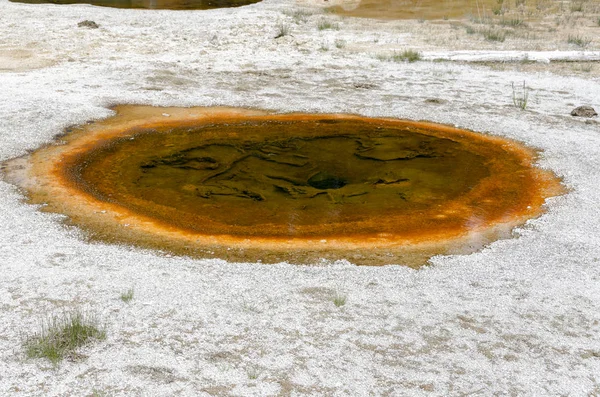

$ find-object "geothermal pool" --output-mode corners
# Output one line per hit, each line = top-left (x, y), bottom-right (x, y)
(2, 106), (563, 266)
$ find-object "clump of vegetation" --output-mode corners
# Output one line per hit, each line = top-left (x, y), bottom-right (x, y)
(120, 288), (134, 303)
(393, 49), (422, 63)
(376, 49), (422, 63)
(482, 28), (506, 42)
(567, 34), (591, 48)
(24, 310), (106, 364)
(317, 19), (340, 31)
(332, 291), (347, 307)
(275, 21), (290, 39)
(512, 81), (529, 110)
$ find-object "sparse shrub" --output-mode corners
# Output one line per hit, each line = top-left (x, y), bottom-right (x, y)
(24, 310), (106, 364)
(512, 81), (529, 110)
(466, 25), (476, 34)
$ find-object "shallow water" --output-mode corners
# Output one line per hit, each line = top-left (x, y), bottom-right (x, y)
(9, 0), (260, 10)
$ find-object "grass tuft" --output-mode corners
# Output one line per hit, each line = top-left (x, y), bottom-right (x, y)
(393, 49), (422, 63)
(275, 21), (290, 39)
(120, 288), (134, 303)
(318, 19), (340, 31)
(332, 291), (347, 307)
(512, 81), (529, 110)
(567, 34), (591, 48)
(24, 310), (106, 364)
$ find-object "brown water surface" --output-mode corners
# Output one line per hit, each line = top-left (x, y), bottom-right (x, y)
(2, 106), (563, 266)
(9, 0), (259, 10)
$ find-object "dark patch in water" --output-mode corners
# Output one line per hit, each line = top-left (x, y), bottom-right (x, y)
(307, 172), (347, 190)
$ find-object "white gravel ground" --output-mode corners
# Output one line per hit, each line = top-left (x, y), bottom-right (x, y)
(1, 0), (600, 395)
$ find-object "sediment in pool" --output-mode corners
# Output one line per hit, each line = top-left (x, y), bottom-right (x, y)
(1, 106), (564, 266)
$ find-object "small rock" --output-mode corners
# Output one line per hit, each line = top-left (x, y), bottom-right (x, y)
(571, 106), (597, 118)
(78, 20), (99, 29)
